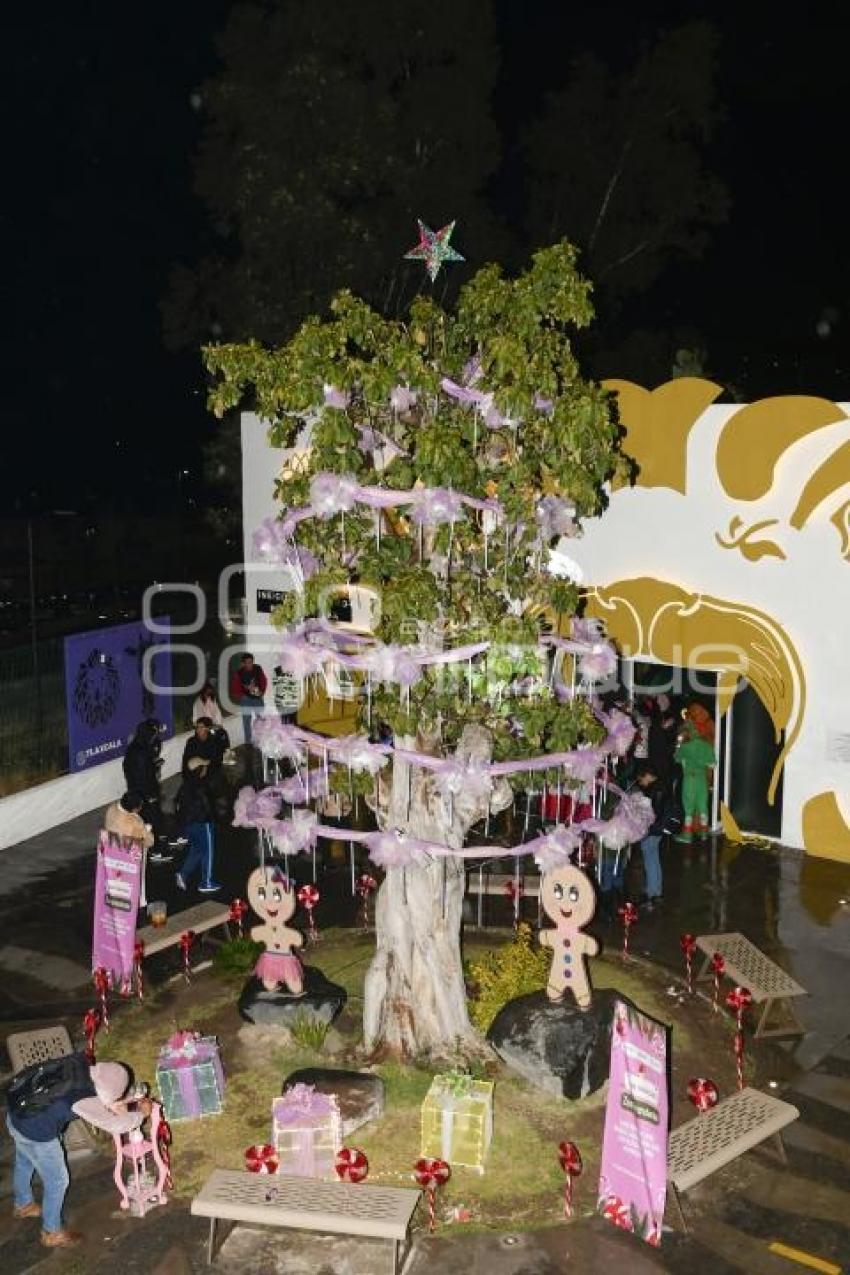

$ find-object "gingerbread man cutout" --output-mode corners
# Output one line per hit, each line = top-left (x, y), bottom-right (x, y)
(539, 864), (599, 1010)
(247, 867), (305, 996)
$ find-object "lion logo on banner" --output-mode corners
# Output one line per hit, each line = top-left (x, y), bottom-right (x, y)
(72, 648), (122, 728)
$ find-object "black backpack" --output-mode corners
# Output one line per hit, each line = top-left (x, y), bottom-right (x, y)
(661, 793), (685, 836)
(5, 1053), (90, 1118)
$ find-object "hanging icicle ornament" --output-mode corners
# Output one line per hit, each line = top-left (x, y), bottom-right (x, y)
(297, 884), (320, 942)
(557, 1141), (583, 1218)
(680, 933), (697, 994)
(618, 902), (638, 961)
(725, 986), (752, 1090)
(179, 930), (196, 984)
(711, 952), (725, 1012)
(356, 874), (378, 927)
(93, 967), (110, 1031)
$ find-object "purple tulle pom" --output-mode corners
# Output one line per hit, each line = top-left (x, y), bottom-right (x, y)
(309, 472), (359, 517)
(578, 642), (618, 684)
(409, 488), (465, 527)
(389, 384), (417, 414)
(332, 733), (388, 775)
(323, 384), (350, 410)
(363, 644), (422, 687)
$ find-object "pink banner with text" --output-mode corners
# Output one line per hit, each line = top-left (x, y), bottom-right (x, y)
(92, 831), (141, 990)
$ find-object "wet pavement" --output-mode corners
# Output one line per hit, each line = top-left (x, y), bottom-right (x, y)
(1, 754), (849, 1272)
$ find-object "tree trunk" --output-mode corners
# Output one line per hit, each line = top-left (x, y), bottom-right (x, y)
(363, 724), (512, 1059)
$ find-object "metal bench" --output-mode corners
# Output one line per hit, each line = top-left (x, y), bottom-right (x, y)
(6, 1026), (98, 1161)
(667, 1086), (799, 1228)
(191, 1168), (421, 1273)
(695, 932), (807, 1038)
(136, 901), (232, 963)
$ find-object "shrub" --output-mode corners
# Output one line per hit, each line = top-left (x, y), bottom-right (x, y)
(468, 924), (549, 1031)
(289, 1013), (331, 1051)
(212, 937), (263, 978)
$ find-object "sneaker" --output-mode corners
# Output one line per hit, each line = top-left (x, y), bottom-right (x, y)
(148, 850), (173, 864)
(198, 881), (222, 893)
(168, 836), (189, 847)
(41, 1229), (83, 1248)
(13, 1202), (41, 1219)
(175, 873), (187, 891)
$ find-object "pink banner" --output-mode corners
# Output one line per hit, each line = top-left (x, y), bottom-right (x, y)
(597, 998), (669, 1247)
(92, 831), (141, 991)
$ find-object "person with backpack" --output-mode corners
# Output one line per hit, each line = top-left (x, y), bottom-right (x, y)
(6, 1056), (137, 1248)
(175, 757), (221, 893)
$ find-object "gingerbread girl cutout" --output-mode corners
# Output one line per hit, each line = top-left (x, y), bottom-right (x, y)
(247, 867), (305, 996)
(539, 863), (599, 1010)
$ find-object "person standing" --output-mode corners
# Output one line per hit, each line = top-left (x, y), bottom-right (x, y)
(103, 791), (154, 847)
(175, 758), (220, 893)
(229, 653), (268, 747)
(633, 764), (667, 910)
(122, 720), (166, 855)
(192, 680), (224, 728)
(674, 717), (716, 842)
(6, 1057), (136, 1248)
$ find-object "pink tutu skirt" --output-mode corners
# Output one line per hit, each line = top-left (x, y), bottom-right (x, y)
(255, 951), (303, 987)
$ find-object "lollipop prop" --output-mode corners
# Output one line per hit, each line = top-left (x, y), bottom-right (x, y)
(93, 967), (110, 1031)
(297, 884), (320, 942)
(711, 952), (725, 1012)
(413, 1156), (450, 1231)
(335, 1147), (368, 1183)
(687, 1077), (719, 1114)
(725, 986), (752, 1090)
(557, 1140), (583, 1217)
(618, 902), (638, 961)
(680, 933), (696, 994)
(356, 874), (377, 927)
(229, 898), (248, 939)
(133, 940), (145, 1001)
(83, 1007), (101, 1063)
(179, 930), (196, 984)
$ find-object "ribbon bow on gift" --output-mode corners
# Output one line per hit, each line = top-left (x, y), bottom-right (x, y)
(440, 1068), (474, 1101)
(165, 1030), (201, 1061)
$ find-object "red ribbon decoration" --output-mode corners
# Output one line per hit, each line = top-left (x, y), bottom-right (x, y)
(157, 1113), (173, 1190)
(687, 1077), (719, 1114)
(680, 933), (696, 994)
(179, 930), (196, 984)
(557, 1140), (582, 1217)
(356, 874), (377, 927)
(711, 952), (725, 1012)
(618, 902), (638, 961)
(413, 1156), (451, 1231)
(726, 986), (752, 1090)
(133, 941), (145, 1001)
(297, 884), (320, 942)
(83, 1007), (101, 1063)
(335, 1146), (369, 1183)
(229, 898), (248, 940)
(93, 967), (110, 1032)
(245, 1144), (280, 1174)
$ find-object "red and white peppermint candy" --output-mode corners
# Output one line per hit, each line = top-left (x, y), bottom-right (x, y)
(603, 1194), (633, 1230)
(335, 1146), (368, 1183)
(245, 1144), (279, 1174)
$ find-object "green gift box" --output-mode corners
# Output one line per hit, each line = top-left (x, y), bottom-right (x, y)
(155, 1032), (225, 1122)
(420, 1074), (494, 1172)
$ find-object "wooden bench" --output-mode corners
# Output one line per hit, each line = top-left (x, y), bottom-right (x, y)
(667, 1086), (799, 1228)
(695, 932), (807, 1038)
(136, 901), (232, 963)
(6, 1026), (98, 1161)
(191, 1168), (421, 1273)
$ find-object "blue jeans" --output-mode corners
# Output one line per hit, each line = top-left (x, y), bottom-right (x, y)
(641, 834), (662, 899)
(181, 822), (215, 887)
(238, 698), (263, 746)
(8, 1119), (69, 1234)
(599, 847), (626, 893)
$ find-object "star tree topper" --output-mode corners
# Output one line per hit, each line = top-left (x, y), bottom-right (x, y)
(404, 219), (464, 282)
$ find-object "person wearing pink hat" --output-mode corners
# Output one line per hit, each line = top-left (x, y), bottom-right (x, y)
(5, 1055), (139, 1248)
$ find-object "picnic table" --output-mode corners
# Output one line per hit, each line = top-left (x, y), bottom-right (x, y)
(136, 901), (232, 960)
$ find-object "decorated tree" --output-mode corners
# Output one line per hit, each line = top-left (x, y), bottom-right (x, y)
(206, 240), (646, 1059)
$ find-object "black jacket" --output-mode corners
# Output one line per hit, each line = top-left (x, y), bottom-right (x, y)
(123, 741), (160, 800)
(176, 775), (212, 827)
(181, 733), (224, 778)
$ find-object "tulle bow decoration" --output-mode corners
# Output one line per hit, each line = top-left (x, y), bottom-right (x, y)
(309, 471), (359, 517)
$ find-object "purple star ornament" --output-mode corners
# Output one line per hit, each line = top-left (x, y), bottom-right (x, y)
(404, 219), (464, 282)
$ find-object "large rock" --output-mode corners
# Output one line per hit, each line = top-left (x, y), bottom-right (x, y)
(487, 987), (631, 1100)
(238, 964), (347, 1028)
(282, 1068), (385, 1136)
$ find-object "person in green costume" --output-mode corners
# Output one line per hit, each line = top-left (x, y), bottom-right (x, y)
(674, 718), (716, 841)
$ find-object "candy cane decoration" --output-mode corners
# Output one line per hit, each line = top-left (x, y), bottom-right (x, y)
(557, 1140), (582, 1217)
(413, 1156), (451, 1231)
(356, 874), (377, 927)
(245, 1144), (279, 1174)
(686, 1077), (719, 1114)
(335, 1147), (369, 1183)
(725, 986), (752, 1090)
(680, 933), (696, 994)
(711, 952), (725, 1012)
(618, 902), (638, 961)
(83, 1007), (101, 1063)
(157, 1114), (173, 1190)
(93, 967), (110, 1032)
(179, 930), (196, 984)
(297, 884), (320, 942)
(133, 941), (145, 1001)
(229, 898), (248, 939)
(505, 878), (523, 925)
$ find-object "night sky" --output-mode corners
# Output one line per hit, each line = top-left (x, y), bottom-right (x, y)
(4, 1), (850, 515)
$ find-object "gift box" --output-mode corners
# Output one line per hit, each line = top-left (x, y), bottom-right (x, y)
(272, 1083), (342, 1179)
(420, 1073), (494, 1172)
(155, 1031), (225, 1122)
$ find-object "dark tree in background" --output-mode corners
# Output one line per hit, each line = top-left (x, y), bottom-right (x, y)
(164, 0), (506, 351)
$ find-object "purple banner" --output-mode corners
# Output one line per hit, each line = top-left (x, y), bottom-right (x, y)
(92, 831), (142, 989)
(597, 998), (670, 1247)
(64, 619), (173, 772)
